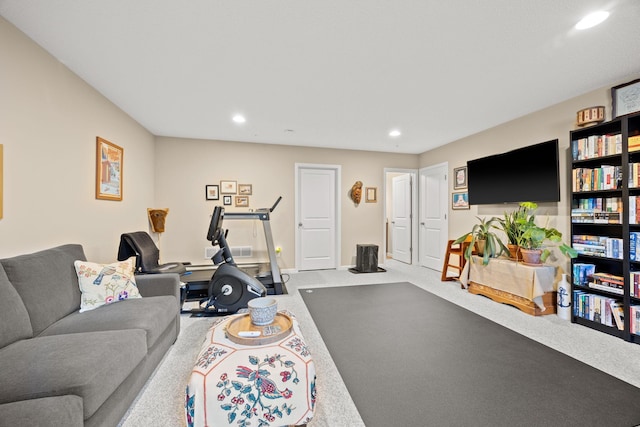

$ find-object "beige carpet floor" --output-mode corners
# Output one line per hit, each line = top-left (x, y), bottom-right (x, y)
(119, 260), (640, 426)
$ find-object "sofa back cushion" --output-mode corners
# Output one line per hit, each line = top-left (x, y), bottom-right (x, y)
(0, 263), (33, 348)
(0, 244), (86, 335)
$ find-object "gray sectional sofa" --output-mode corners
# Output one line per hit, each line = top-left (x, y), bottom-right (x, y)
(0, 244), (181, 426)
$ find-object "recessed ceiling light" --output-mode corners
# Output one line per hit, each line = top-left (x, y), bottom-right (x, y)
(389, 129), (402, 138)
(232, 114), (246, 124)
(575, 11), (609, 30)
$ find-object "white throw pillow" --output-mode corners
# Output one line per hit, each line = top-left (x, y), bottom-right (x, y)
(74, 257), (141, 313)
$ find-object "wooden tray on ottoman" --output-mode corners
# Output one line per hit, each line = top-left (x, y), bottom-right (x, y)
(226, 312), (293, 345)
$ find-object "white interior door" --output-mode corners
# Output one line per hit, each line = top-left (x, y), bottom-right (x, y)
(419, 163), (448, 270)
(296, 165), (339, 271)
(391, 174), (412, 264)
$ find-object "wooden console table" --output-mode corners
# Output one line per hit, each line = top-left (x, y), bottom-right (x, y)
(459, 256), (560, 316)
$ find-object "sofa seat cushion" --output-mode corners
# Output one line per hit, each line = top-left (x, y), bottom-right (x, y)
(0, 330), (147, 420)
(0, 395), (83, 427)
(39, 295), (178, 349)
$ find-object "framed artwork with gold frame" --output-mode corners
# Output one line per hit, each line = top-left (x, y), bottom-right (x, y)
(96, 137), (123, 201)
(235, 195), (249, 207)
(365, 187), (377, 203)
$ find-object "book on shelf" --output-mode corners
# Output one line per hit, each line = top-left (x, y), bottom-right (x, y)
(629, 196), (640, 224)
(572, 134), (622, 160)
(629, 135), (640, 153)
(611, 301), (624, 330)
(631, 306), (640, 335)
(630, 232), (640, 261)
(630, 271), (640, 298)
(573, 263), (596, 286)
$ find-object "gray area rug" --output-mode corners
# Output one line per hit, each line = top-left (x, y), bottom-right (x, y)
(300, 282), (640, 427)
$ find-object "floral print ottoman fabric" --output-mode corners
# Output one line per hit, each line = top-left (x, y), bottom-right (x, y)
(186, 311), (316, 427)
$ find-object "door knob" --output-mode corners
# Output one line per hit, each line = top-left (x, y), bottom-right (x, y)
(298, 223), (303, 227)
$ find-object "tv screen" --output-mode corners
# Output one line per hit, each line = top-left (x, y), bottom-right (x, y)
(467, 139), (560, 205)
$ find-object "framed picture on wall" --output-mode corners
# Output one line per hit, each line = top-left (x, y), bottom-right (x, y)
(238, 184), (252, 195)
(612, 78), (640, 118)
(205, 185), (219, 200)
(220, 180), (237, 194)
(365, 187), (377, 203)
(235, 196), (249, 207)
(223, 195), (232, 206)
(453, 166), (467, 190)
(452, 191), (470, 210)
(95, 137), (123, 201)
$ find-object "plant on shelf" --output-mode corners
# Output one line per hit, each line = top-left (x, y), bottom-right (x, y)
(454, 216), (508, 266)
(513, 202), (577, 264)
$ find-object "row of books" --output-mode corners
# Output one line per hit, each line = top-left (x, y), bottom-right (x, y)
(629, 233), (640, 261)
(628, 163), (640, 188)
(629, 196), (640, 224)
(572, 166), (622, 192)
(572, 197), (622, 212)
(629, 135), (640, 153)
(571, 210), (621, 224)
(573, 263), (624, 295)
(571, 134), (622, 161)
(573, 291), (623, 330)
(572, 235), (624, 259)
(631, 306), (640, 335)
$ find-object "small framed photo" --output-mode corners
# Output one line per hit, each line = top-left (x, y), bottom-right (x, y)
(223, 195), (232, 206)
(453, 166), (467, 190)
(220, 180), (237, 194)
(235, 195), (249, 207)
(205, 184), (219, 200)
(452, 192), (470, 210)
(238, 184), (253, 195)
(365, 187), (377, 203)
(96, 137), (123, 201)
(612, 78), (640, 118)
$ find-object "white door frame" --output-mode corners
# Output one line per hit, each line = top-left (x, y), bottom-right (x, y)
(383, 168), (419, 265)
(294, 163), (342, 271)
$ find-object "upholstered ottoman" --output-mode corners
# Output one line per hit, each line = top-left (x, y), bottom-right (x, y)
(185, 311), (316, 427)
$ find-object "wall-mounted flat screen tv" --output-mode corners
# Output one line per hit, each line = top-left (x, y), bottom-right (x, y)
(467, 139), (560, 205)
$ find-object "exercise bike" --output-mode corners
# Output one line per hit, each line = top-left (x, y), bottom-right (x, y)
(196, 206), (266, 315)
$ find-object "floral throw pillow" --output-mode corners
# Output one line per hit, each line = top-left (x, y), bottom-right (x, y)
(74, 257), (141, 313)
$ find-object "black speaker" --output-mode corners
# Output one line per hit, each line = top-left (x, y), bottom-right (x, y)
(356, 244), (379, 273)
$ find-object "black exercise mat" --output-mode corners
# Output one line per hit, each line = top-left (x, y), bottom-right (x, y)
(300, 283), (640, 427)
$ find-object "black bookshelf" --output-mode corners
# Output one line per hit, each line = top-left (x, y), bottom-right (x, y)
(570, 111), (640, 344)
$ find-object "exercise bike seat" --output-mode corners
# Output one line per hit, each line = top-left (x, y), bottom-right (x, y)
(117, 231), (187, 275)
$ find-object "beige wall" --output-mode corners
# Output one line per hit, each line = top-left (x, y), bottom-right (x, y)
(154, 137), (418, 268)
(3, 14), (639, 274)
(0, 17), (156, 261)
(419, 72), (640, 270)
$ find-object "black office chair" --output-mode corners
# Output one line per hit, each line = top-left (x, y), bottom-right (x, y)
(117, 231), (186, 275)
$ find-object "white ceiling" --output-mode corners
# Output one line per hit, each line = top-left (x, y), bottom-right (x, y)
(2, 0), (639, 154)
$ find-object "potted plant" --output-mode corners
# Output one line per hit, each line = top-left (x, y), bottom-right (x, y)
(454, 216), (508, 266)
(497, 202), (532, 260)
(513, 202), (577, 264)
